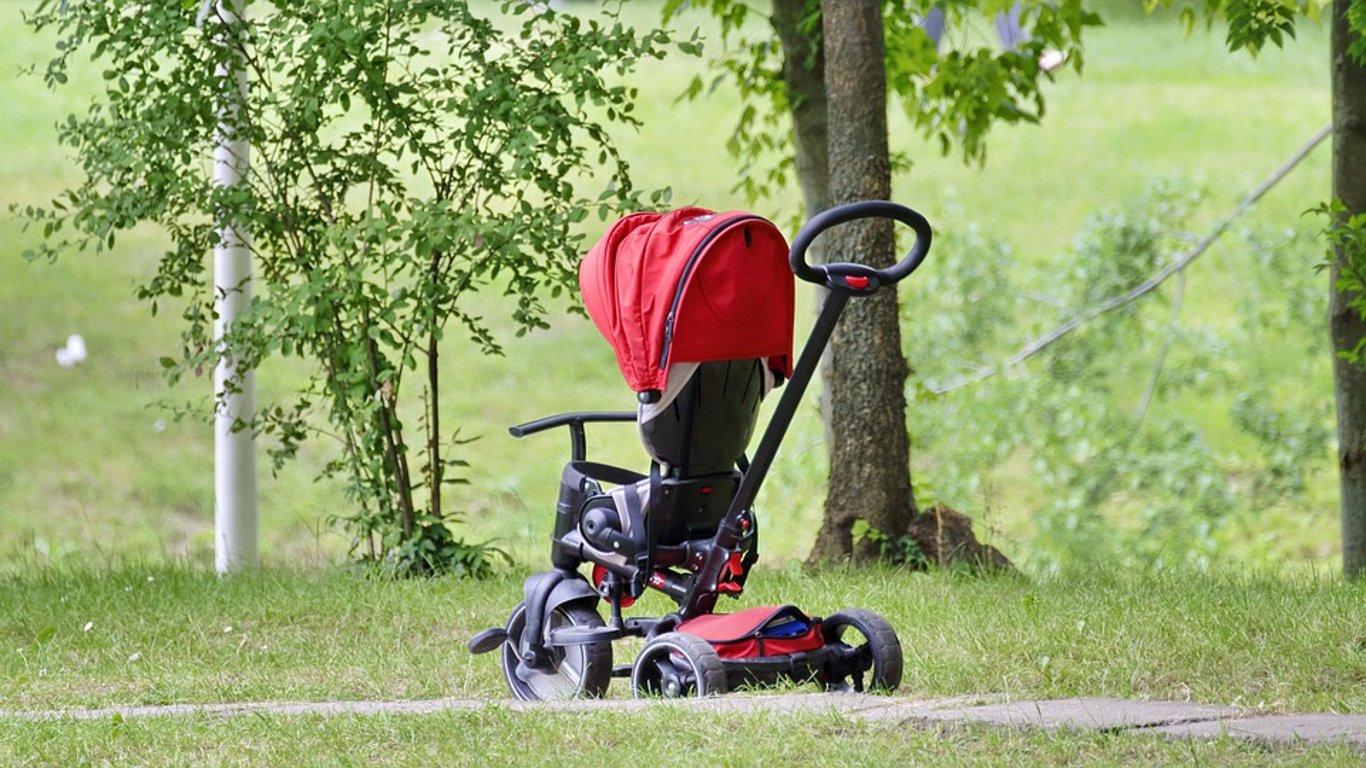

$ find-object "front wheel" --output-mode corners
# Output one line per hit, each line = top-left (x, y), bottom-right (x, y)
(631, 632), (729, 698)
(500, 601), (612, 701)
(820, 608), (902, 693)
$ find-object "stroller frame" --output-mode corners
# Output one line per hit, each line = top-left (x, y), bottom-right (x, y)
(469, 201), (932, 699)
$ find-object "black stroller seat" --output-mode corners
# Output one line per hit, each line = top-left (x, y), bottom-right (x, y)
(551, 358), (778, 594)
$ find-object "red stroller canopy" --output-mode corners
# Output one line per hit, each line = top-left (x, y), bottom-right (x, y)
(580, 208), (795, 394)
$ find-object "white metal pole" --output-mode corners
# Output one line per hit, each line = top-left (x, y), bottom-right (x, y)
(212, 0), (258, 573)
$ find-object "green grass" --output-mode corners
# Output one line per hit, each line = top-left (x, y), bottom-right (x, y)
(5, 565), (1366, 764)
(4, 710), (1360, 767)
(5, 565), (1366, 714)
(0, 0), (1341, 571)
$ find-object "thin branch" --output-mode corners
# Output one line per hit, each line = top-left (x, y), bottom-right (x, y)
(1020, 289), (1066, 310)
(1134, 265), (1186, 425)
(930, 123), (1332, 395)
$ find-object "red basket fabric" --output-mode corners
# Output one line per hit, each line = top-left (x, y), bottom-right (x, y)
(579, 208), (795, 394)
(677, 605), (825, 659)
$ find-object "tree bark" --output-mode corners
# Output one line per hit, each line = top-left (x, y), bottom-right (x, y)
(771, 0), (840, 451)
(807, 0), (917, 562)
(1331, 2), (1366, 578)
(772, 0), (831, 222)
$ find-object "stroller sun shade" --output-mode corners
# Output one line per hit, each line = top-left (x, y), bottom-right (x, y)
(580, 207), (795, 395)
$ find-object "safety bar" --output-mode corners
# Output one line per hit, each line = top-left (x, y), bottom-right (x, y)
(508, 411), (637, 462)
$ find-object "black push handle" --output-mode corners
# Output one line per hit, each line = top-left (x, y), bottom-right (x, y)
(789, 200), (933, 293)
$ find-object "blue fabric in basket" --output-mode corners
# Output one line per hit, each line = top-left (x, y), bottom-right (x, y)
(762, 617), (810, 638)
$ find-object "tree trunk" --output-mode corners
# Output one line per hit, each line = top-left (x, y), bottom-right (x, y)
(771, 0), (841, 452)
(807, 0), (918, 562)
(772, 0), (830, 222)
(1332, 2), (1366, 579)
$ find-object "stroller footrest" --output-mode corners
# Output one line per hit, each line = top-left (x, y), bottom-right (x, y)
(467, 627), (508, 655)
(548, 624), (623, 646)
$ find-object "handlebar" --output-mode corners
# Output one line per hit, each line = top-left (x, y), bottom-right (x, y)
(788, 200), (933, 294)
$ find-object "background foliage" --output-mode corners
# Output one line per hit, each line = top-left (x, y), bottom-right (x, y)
(906, 180), (1332, 572)
(0, 1), (1339, 574)
(19, 0), (675, 575)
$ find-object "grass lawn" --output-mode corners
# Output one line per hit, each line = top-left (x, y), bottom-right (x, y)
(5, 710), (1360, 767)
(4, 565), (1366, 713)
(5, 564), (1366, 764)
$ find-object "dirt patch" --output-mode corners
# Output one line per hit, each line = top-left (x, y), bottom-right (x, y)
(904, 504), (1013, 573)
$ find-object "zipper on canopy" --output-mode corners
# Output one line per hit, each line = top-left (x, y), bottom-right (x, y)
(657, 214), (764, 370)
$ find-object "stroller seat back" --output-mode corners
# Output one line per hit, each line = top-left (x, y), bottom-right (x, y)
(638, 358), (777, 478)
(554, 357), (773, 571)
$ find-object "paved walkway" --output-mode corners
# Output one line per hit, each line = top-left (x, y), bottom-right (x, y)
(4, 695), (1364, 750)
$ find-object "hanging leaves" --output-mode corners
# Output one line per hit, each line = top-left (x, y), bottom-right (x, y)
(21, 0), (673, 575)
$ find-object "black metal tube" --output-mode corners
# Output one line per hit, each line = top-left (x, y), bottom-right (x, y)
(507, 411), (636, 439)
(647, 569), (692, 601)
(730, 290), (848, 519)
(507, 410), (637, 463)
(682, 290), (850, 617)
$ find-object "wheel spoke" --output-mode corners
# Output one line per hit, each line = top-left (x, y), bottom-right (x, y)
(561, 654), (584, 686)
(653, 658), (674, 690)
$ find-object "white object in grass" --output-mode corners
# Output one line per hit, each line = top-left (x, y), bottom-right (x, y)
(54, 334), (87, 368)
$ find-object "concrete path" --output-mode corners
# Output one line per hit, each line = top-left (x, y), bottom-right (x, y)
(4, 694), (1364, 751)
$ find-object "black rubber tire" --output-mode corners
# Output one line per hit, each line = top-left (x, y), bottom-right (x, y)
(821, 608), (903, 693)
(500, 601), (613, 701)
(630, 632), (729, 698)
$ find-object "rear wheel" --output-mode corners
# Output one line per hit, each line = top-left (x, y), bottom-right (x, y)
(631, 632), (729, 698)
(500, 602), (612, 701)
(820, 608), (902, 693)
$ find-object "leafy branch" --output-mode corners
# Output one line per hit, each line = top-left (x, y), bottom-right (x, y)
(929, 123), (1332, 394)
(19, 0), (677, 576)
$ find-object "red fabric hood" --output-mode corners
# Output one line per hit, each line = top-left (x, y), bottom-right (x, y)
(579, 208), (795, 393)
